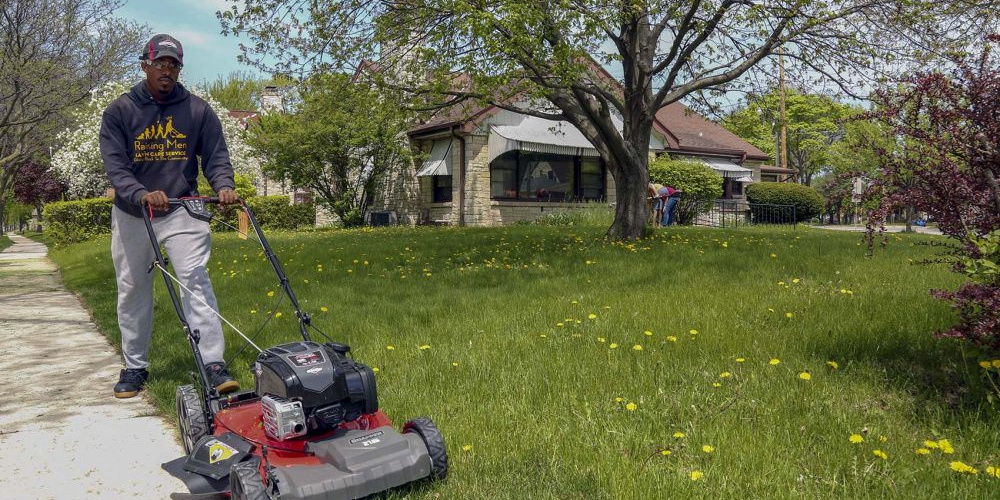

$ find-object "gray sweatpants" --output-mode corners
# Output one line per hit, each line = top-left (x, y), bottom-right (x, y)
(111, 205), (225, 369)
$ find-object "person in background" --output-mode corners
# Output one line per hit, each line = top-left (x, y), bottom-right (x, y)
(100, 33), (240, 398)
(659, 185), (682, 226)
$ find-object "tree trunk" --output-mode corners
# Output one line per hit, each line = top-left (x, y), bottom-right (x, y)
(605, 146), (649, 241)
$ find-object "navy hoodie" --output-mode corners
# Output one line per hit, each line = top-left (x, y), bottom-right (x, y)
(100, 81), (236, 218)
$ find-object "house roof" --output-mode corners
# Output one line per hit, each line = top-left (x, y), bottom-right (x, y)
(408, 93), (769, 161)
(653, 105), (770, 161)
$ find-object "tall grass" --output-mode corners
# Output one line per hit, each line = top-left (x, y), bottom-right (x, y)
(50, 224), (1000, 499)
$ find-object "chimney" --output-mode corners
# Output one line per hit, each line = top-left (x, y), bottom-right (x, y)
(260, 86), (283, 112)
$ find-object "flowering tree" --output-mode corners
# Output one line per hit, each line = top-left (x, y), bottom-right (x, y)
(868, 35), (1000, 350)
(51, 80), (261, 198)
(13, 161), (67, 228)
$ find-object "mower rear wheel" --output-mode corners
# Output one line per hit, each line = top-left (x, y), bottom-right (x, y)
(175, 384), (208, 454)
(230, 457), (268, 500)
(403, 417), (448, 481)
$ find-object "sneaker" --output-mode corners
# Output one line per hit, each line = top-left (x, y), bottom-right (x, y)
(113, 368), (149, 399)
(205, 362), (240, 394)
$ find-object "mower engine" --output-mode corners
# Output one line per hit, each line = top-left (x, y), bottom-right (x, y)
(254, 341), (378, 440)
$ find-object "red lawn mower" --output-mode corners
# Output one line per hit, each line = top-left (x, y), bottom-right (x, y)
(151, 198), (447, 500)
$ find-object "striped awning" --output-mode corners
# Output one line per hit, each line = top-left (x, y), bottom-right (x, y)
(700, 157), (754, 179)
(416, 139), (452, 176)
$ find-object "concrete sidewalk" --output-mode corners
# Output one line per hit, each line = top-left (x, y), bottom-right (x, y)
(0, 234), (186, 499)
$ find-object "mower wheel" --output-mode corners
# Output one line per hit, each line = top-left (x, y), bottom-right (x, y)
(175, 384), (208, 454)
(403, 417), (448, 481)
(230, 457), (269, 500)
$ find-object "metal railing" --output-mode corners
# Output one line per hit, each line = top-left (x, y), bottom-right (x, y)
(692, 201), (797, 228)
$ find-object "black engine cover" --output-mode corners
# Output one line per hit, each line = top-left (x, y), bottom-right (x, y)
(254, 341), (377, 426)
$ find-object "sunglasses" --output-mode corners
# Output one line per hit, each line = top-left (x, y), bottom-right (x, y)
(144, 59), (183, 70)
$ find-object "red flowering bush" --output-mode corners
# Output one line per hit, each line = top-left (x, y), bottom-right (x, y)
(869, 35), (1000, 350)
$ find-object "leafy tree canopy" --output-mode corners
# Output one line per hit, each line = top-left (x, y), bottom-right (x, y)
(220, 0), (1000, 240)
(248, 73), (411, 227)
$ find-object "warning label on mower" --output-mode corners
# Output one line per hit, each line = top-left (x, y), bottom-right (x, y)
(208, 439), (238, 464)
(289, 350), (325, 367)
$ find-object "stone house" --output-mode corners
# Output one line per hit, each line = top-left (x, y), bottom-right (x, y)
(375, 97), (770, 226)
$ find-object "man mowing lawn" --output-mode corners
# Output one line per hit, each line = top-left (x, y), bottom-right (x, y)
(100, 33), (240, 398)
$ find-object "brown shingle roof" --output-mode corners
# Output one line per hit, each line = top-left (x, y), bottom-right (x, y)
(654, 104), (770, 161)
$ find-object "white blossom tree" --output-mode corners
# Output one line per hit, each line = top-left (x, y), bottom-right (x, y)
(52, 80), (261, 198)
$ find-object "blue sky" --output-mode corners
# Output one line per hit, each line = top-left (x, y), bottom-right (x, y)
(117, 0), (263, 86)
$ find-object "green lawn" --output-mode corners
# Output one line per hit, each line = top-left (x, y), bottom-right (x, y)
(0, 234), (10, 252)
(49, 224), (1000, 499)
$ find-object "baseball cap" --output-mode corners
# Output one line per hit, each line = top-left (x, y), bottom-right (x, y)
(142, 34), (183, 64)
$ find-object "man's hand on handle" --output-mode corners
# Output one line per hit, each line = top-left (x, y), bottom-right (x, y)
(217, 188), (240, 206)
(140, 191), (169, 211)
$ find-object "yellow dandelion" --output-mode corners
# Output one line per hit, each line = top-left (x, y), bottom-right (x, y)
(462, 444), (472, 452)
(452, 362), (459, 367)
(250, 309), (257, 314)
(712, 382), (722, 388)
(274, 312), (283, 318)
(666, 336), (677, 342)
(938, 439), (954, 454)
(950, 461), (978, 474)
(571, 300), (579, 305)
(673, 432), (685, 439)
(661, 450), (671, 456)
(827, 361), (839, 369)
(689, 329), (698, 335)
(609, 343), (619, 349)
(736, 357), (746, 363)
(372, 367), (379, 373)
(778, 281), (786, 286)
(625, 402), (637, 411)
(320, 306), (329, 312)
(643, 330), (653, 336)
(614, 397), (624, 403)
(702, 445), (714, 453)
(879, 435), (888, 443)
(873, 449), (888, 460)
(419, 344), (431, 350)
(792, 278), (801, 284)
(267, 290), (275, 297)
(917, 448), (931, 455)
(690, 470), (704, 481)
(303, 279), (310, 284)
(598, 337), (606, 343)
(770, 253), (777, 258)
(923, 440), (939, 449)
(767, 308), (775, 313)
(722, 242), (729, 248)
(769, 358), (781, 365)
(986, 466), (1000, 478)
(849, 434), (864, 444)
(785, 312), (794, 318)
(993, 359), (1000, 368)
(588, 313), (597, 320)
(386, 345), (395, 350)
(556, 322), (564, 327)
(539, 334), (547, 338)
(799, 371), (812, 381)
(632, 344), (643, 351)
(720, 372), (732, 378)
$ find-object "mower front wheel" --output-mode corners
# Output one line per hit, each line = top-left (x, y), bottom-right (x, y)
(175, 384), (208, 454)
(230, 457), (269, 500)
(403, 417), (448, 481)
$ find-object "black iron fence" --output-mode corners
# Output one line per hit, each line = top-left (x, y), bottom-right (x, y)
(692, 201), (797, 228)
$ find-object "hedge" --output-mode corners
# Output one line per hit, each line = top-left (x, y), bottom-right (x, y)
(43, 195), (315, 246)
(43, 198), (113, 246)
(744, 182), (824, 222)
(648, 157), (723, 225)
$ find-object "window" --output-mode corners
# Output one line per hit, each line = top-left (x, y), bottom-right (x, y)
(432, 175), (452, 202)
(722, 178), (743, 198)
(489, 151), (605, 201)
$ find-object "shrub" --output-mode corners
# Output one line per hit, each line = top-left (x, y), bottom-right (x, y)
(745, 182), (824, 222)
(43, 198), (113, 246)
(532, 203), (615, 227)
(43, 196), (315, 246)
(212, 195), (316, 232)
(648, 157), (723, 225)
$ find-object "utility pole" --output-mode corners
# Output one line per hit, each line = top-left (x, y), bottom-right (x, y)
(778, 46), (788, 171)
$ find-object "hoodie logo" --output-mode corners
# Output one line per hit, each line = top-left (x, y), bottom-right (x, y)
(133, 116), (188, 162)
